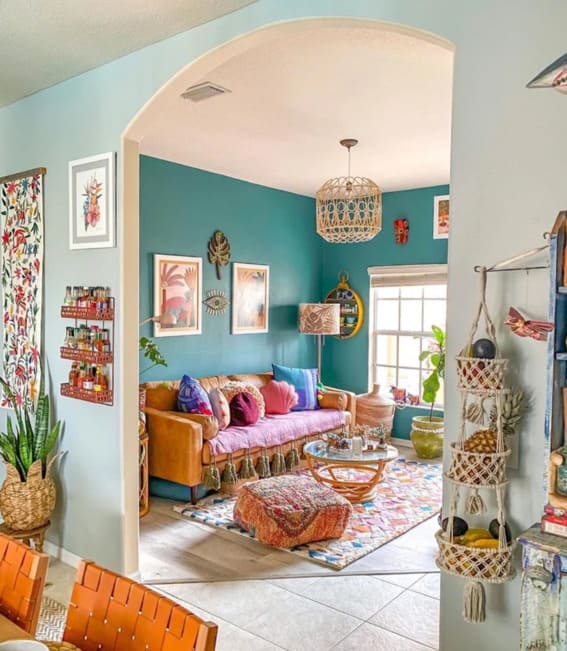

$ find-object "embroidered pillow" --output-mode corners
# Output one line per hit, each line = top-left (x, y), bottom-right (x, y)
(272, 364), (318, 411)
(221, 381), (265, 418)
(260, 380), (298, 415)
(209, 388), (230, 430)
(230, 392), (260, 426)
(177, 375), (213, 415)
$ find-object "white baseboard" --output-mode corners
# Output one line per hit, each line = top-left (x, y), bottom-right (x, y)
(44, 540), (82, 568)
(391, 437), (413, 448)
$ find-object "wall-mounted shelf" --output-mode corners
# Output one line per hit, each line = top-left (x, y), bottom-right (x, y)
(325, 272), (364, 340)
(60, 288), (114, 406)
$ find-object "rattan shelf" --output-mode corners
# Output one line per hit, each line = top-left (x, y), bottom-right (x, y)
(60, 305), (114, 321)
(60, 383), (113, 404)
(60, 346), (113, 364)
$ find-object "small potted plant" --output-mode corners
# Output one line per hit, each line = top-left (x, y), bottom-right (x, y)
(0, 376), (62, 530)
(410, 325), (445, 459)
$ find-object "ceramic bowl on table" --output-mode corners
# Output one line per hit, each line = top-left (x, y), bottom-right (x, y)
(0, 642), (48, 650)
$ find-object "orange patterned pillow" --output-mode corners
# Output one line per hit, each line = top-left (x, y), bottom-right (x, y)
(221, 381), (265, 418)
(209, 388), (230, 430)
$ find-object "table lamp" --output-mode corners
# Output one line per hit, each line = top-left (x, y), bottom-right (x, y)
(298, 303), (340, 381)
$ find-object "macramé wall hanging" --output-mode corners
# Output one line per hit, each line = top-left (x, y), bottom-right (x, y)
(436, 267), (516, 623)
(0, 167), (46, 408)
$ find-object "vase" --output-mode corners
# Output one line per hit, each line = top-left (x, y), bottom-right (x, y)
(0, 459), (56, 530)
(410, 415), (444, 459)
(355, 384), (395, 435)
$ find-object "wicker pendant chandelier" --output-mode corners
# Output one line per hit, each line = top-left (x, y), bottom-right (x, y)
(316, 139), (382, 243)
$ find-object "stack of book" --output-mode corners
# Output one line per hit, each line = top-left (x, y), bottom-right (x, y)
(542, 504), (567, 537)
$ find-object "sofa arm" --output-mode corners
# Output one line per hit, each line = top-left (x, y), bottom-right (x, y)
(322, 385), (356, 425)
(166, 411), (219, 440)
(319, 391), (347, 411)
(146, 407), (204, 487)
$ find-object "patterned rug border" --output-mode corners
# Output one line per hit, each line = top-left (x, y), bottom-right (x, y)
(174, 458), (442, 570)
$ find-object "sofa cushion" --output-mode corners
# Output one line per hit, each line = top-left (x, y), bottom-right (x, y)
(205, 409), (346, 457)
(272, 364), (318, 411)
(260, 380), (298, 415)
(178, 375), (213, 415)
(209, 388), (230, 430)
(221, 381), (265, 418)
(234, 475), (351, 547)
(230, 392), (260, 426)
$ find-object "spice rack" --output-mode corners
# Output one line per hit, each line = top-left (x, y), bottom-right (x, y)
(60, 287), (114, 406)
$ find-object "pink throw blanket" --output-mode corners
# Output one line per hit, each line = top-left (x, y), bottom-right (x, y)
(206, 409), (346, 456)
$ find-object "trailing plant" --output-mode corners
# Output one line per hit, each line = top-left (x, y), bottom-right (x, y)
(419, 325), (446, 421)
(139, 316), (168, 377)
(0, 376), (61, 481)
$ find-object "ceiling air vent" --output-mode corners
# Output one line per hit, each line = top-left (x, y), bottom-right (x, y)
(181, 82), (231, 102)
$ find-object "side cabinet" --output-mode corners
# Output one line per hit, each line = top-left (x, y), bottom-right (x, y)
(519, 526), (567, 650)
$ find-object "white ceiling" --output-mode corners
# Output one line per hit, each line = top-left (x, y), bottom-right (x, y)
(0, 0), (256, 108)
(140, 23), (454, 194)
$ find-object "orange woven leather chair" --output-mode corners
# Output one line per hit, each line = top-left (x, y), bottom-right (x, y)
(60, 560), (217, 651)
(0, 531), (48, 634)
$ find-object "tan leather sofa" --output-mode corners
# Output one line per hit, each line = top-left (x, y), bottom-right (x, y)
(144, 372), (355, 503)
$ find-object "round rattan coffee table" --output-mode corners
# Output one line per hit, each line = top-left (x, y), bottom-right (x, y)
(303, 440), (398, 503)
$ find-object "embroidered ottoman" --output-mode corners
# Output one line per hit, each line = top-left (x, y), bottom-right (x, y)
(233, 475), (352, 547)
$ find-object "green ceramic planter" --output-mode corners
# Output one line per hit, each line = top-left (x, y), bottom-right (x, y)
(410, 415), (444, 459)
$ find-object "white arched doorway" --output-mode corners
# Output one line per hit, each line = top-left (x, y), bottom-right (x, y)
(120, 16), (454, 575)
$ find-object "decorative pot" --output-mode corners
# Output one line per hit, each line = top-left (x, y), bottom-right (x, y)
(0, 459), (56, 530)
(355, 384), (395, 435)
(410, 415), (444, 459)
(139, 384), (147, 435)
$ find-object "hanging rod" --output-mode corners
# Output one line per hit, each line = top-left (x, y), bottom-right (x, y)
(0, 167), (46, 185)
(474, 241), (550, 273)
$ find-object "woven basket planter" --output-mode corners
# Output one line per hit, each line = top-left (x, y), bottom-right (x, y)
(447, 443), (510, 486)
(435, 530), (515, 582)
(455, 356), (508, 392)
(0, 459), (56, 530)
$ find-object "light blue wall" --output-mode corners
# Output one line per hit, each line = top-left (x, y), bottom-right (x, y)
(1, 3), (566, 649)
(139, 155), (321, 379)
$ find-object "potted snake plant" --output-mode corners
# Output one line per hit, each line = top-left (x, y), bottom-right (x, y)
(0, 376), (62, 530)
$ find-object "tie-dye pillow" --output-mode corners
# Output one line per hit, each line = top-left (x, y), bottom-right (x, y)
(177, 375), (213, 415)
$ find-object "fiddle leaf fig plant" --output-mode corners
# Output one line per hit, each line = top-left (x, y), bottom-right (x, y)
(0, 376), (61, 480)
(419, 325), (446, 421)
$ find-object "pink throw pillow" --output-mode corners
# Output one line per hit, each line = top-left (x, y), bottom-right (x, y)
(230, 392), (260, 426)
(260, 380), (299, 415)
(209, 388), (230, 430)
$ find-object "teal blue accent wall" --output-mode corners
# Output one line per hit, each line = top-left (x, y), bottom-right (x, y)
(321, 184), (449, 438)
(140, 155), (321, 379)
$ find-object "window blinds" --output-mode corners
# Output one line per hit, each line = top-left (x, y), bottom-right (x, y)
(368, 264), (448, 288)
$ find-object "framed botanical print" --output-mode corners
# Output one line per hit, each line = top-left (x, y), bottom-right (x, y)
(153, 254), (202, 337)
(433, 194), (450, 240)
(69, 152), (115, 249)
(232, 263), (269, 334)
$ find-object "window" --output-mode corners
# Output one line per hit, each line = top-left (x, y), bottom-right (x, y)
(368, 265), (447, 407)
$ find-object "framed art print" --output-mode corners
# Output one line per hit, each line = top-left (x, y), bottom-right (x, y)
(232, 262), (269, 334)
(153, 254), (202, 337)
(69, 152), (115, 249)
(433, 194), (450, 239)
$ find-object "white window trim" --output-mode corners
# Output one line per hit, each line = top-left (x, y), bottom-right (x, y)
(367, 264), (448, 404)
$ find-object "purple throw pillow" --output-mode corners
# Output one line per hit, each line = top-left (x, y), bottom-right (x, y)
(229, 392), (260, 426)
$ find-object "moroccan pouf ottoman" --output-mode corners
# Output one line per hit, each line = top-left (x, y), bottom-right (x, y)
(233, 475), (352, 547)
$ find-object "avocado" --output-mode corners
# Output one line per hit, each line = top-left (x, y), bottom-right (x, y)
(489, 519), (512, 544)
(442, 516), (468, 537)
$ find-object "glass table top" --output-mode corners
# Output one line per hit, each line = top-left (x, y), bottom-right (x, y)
(303, 440), (398, 464)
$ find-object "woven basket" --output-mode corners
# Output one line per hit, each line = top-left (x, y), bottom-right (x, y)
(0, 459), (56, 530)
(435, 530), (515, 582)
(456, 356), (508, 392)
(447, 442), (510, 486)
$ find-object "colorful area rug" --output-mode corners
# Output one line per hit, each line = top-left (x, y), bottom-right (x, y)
(174, 458), (442, 570)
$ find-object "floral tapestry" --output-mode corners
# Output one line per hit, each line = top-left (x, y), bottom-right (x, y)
(0, 172), (44, 407)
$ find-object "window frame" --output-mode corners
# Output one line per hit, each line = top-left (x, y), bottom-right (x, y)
(367, 264), (448, 409)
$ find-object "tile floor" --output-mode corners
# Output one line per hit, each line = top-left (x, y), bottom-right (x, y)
(137, 445), (441, 650)
(41, 446), (440, 650)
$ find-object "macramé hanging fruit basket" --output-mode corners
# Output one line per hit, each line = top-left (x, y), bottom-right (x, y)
(436, 267), (516, 623)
